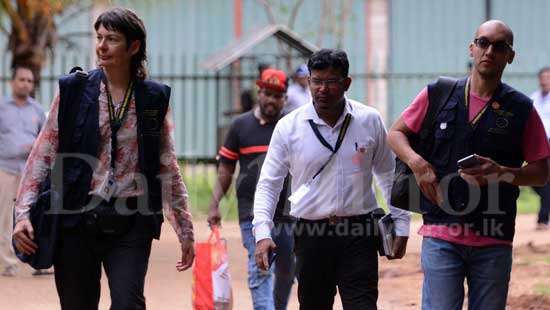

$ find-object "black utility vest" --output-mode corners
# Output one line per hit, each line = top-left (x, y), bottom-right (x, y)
(55, 69), (170, 239)
(421, 77), (533, 241)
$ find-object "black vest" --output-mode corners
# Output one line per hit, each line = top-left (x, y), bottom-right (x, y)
(54, 69), (170, 238)
(421, 77), (532, 241)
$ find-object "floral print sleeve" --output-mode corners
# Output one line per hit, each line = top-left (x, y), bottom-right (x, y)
(159, 107), (194, 242)
(15, 95), (60, 222)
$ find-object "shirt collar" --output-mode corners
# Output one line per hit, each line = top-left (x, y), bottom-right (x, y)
(302, 96), (355, 126)
(539, 90), (550, 100)
(6, 95), (31, 106)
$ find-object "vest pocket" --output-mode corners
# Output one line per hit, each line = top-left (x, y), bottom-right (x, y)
(430, 111), (456, 168)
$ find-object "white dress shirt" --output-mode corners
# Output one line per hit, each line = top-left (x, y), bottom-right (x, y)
(532, 90), (550, 138)
(253, 98), (410, 242)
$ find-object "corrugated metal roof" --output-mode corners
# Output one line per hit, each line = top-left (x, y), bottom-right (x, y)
(201, 24), (319, 71)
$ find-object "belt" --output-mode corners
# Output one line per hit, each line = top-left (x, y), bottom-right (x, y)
(298, 213), (372, 225)
(86, 195), (139, 210)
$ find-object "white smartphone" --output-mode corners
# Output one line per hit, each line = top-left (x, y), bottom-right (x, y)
(457, 154), (481, 169)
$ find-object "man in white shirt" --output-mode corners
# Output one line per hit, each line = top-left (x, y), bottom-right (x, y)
(283, 64), (311, 114)
(252, 48), (410, 309)
(531, 66), (550, 230)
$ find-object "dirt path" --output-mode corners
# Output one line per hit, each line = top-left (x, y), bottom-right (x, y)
(1, 215), (548, 310)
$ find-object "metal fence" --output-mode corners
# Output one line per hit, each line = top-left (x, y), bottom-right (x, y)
(1, 54), (253, 161)
(1, 54), (538, 163)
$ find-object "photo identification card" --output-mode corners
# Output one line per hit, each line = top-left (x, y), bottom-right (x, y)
(288, 182), (312, 205)
(97, 171), (117, 201)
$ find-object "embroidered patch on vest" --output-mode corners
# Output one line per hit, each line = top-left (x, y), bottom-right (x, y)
(495, 117), (509, 129)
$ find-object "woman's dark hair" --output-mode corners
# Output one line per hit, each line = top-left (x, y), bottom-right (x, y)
(307, 48), (349, 77)
(94, 8), (148, 80)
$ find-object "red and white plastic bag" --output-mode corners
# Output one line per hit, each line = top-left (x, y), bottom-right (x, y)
(192, 226), (233, 310)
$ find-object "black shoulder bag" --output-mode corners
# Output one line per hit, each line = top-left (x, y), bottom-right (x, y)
(13, 67), (88, 269)
(390, 77), (458, 213)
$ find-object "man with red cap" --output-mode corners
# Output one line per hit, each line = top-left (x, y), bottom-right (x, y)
(208, 68), (295, 309)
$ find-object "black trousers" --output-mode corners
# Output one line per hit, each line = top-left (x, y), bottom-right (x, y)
(293, 217), (379, 310)
(533, 184), (550, 224)
(54, 216), (154, 310)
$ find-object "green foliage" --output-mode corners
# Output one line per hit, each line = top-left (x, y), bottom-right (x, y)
(181, 163), (238, 222)
(534, 283), (550, 295)
(517, 186), (539, 214)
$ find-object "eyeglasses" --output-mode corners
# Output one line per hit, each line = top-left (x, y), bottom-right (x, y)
(309, 78), (345, 88)
(473, 37), (513, 53)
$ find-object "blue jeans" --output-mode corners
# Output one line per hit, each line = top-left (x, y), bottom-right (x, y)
(240, 221), (296, 310)
(533, 184), (550, 224)
(421, 237), (512, 310)
(271, 222), (296, 310)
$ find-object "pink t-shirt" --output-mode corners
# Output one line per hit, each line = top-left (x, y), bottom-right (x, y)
(402, 86), (550, 247)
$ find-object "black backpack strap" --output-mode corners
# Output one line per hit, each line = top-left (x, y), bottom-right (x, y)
(134, 79), (171, 177)
(69, 66), (84, 74)
(58, 67), (89, 152)
(417, 76), (458, 153)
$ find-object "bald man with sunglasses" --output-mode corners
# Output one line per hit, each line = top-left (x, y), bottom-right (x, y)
(388, 20), (550, 309)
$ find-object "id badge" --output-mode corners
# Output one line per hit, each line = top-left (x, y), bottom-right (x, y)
(288, 182), (312, 205)
(97, 171), (117, 201)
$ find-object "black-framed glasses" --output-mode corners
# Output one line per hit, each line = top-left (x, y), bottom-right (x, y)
(474, 37), (513, 53)
(309, 77), (345, 88)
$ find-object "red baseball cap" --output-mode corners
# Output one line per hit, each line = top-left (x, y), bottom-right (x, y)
(256, 68), (287, 92)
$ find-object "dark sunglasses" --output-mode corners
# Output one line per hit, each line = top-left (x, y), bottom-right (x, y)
(474, 37), (513, 53)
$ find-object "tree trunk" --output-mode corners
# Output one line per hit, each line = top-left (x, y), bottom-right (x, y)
(2, 0), (62, 87)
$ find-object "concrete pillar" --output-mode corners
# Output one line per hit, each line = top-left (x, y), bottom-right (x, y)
(365, 0), (389, 124)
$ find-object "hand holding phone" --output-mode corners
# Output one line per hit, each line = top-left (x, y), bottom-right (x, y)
(457, 154), (481, 169)
(268, 248), (277, 268)
(255, 238), (277, 271)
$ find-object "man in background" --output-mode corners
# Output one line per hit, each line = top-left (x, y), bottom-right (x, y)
(227, 63), (273, 116)
(282, 64), (311, 114)
(531, 66), (550, 230)
(0, 65), (46, 277)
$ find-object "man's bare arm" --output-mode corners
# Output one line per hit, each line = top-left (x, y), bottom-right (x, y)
(506, 158), (549, 186)
(460, 156), (549, 187)
(387, 117), (443, 205)
(207, 162), (236, 226)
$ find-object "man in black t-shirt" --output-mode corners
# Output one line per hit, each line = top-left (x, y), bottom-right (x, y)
(208, 68), (295, 310)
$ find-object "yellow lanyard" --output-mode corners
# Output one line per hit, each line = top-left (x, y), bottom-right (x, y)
(106, 80), (134, 125)
(104, 79), (134, 169)
(464, 77), (489, 127)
